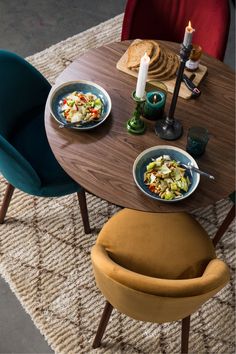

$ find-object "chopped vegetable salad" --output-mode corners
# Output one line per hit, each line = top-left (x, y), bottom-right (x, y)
(59, 91), (103, 123)
(144, 155), (191, 200)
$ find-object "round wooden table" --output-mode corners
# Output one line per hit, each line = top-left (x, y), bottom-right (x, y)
(45, 41), (235, 212)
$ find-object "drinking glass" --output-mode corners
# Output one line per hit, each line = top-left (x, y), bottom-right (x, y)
(186, 126), (209, 157)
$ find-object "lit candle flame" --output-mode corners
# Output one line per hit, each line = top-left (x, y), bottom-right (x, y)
(153, 95), (157, 103)
(187, 21), (194, 33)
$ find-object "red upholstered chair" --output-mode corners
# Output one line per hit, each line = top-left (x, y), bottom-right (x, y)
(121, 0), (230, 61)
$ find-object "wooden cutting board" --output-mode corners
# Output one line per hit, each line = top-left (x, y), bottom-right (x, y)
(116, 40), (207, 100)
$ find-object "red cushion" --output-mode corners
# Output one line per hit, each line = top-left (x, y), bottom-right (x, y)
(121, 0), (230, 61)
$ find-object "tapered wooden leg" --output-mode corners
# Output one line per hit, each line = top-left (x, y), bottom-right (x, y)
(181, 315), (190, 354)
(212, 204), (235, 247)
(93, 301), (113, 349)
(77, 189), (91, 234)
(0, 183), (15, 224)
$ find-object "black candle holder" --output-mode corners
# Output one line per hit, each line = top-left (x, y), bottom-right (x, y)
(155, 43), (192, 140)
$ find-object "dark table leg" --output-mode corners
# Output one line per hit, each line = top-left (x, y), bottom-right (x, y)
(212, 204), (235, 247)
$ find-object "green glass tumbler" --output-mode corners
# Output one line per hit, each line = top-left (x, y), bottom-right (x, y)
(186, 126), (209, 157)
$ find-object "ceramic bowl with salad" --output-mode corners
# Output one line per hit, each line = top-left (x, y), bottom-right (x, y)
(49, 80), (111, 130)
(133, 145), (200, 202)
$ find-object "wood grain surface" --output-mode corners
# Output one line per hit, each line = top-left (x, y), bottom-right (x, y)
(45, 41), (235, 212)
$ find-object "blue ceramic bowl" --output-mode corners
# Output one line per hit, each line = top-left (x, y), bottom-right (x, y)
(49, 80), (112, 130)
(133, 145), (200, 202)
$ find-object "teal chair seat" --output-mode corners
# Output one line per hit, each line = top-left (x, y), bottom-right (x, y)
(0, 50), (90, 233)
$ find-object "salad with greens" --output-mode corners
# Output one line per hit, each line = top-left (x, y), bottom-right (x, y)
(144, 155), (191, 200)
(59, 91), (103, 123)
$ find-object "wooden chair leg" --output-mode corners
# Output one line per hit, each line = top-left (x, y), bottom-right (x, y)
(0, 183), (15, 224)
(93, 301), (113, 349)
(212, 204), (235, 247)
(181, 315), (190, 354)
(77, 189), (91, 234)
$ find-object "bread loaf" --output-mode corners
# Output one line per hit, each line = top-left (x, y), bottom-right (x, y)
(126, 39), (179, 82)
(126, 40), (154, 69)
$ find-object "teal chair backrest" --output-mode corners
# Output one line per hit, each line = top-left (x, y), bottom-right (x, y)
(0, 50), (51, 193)
(0, 50), (50, 138)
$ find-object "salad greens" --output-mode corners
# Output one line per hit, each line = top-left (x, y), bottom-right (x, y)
(144, 155), (191, 200)
(59, 91), (103, 123)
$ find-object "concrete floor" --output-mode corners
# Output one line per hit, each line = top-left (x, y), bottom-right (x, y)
(0, 0), (126, 57)
(0, 1), (235, 353)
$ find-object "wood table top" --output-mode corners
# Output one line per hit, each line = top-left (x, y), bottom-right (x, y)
(45, 41), (235, 212)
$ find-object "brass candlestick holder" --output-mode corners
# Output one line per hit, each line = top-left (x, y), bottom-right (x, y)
(155, 43), (192, 140)
(127, 91), (146, 134)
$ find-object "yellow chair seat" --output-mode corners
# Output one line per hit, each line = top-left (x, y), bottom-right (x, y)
(96, 209), (216, 280)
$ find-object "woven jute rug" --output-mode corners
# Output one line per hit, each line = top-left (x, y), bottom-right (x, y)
(0, 14), (235, 354)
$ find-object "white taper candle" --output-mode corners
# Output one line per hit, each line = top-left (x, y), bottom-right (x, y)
(183, 21), (195, 47)
(135, 52), (150, 99)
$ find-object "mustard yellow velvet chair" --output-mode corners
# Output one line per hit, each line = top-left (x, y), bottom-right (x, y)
(91, 209), (230, 353)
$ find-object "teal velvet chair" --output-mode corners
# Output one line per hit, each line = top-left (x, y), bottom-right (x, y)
(0, 50), (90, 234)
